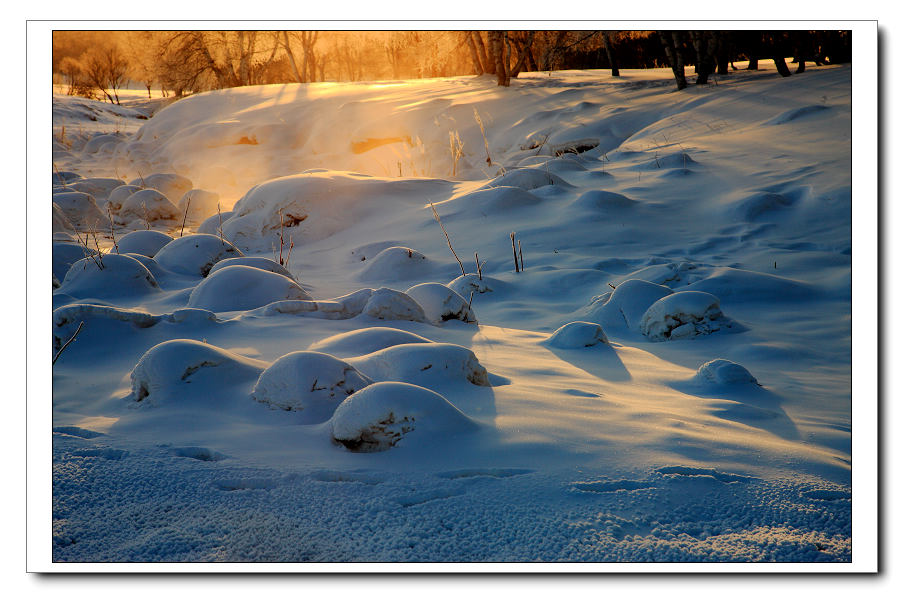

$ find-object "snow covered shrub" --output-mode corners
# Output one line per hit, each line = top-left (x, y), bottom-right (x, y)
(152, 233), (243, 277)
(405, 282), (477, 324)
(581, 279), (673, 331)
(570, 189), (636, 214)
(129, 172), (193, 205)
(58, 253), (160, 300)
(692, 359), (759, 386)
(544, 321), (609, 348)
(329, 382), (477, 452)
(52, 191), (107, 228)
(350, 342), (491, 387)
(359, 246), (431, 282)
(197, 210), (234, 236)
(252, 351), (373, 423)
(129, 339), (265, 403)
(447, 273), (496, 296)
(187, 265), (311, 312)
(53, 242), (99, 282)
(119, 189), (182, 224)
(116, 229), (174, 257)
(207, 256), (295, 280)
(309, 327), (433, 358)
(84, 133), (126, 155)
(361, 288), (427, 322)
(640, 291), (729, 341)
(106, 184), (142, 215)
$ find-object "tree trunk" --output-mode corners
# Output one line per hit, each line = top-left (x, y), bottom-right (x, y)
(283, 32), (302, 83)
(715, 32), (729, 75)
(774, 55), (792, 77)
(659, 31), (687, 90)
(473, 32), (490, 74)
(602, 31), (619, 77)
(489, 31), (509, 86)
(691, 31), (714, 85)
(464, 31), (482, 74)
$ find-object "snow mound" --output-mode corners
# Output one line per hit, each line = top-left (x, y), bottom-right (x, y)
(570, 189), (636, 214)
(208, 256), (295, 280)
(685, 267), (816, 302)
(119, 189), (181, 224)
(187, 265), (311, 312)
(116, 230), (174, 257)
(360, 246), (431, 282)
(52, 203), (76, 234)
(53, 170), (82, 185)
(221, 171), (451, 251)
(766, 105), (831, 125)
(543, 321), (609, 348)
(130, 339), (265, 402)
(197, 211), (234, 236)
(582, 279), (674, 331)
(252, 351), (373, 423)
(350, 342), (491, 387)
(69, 177), (125, 201)
(329, 382), (477, 452)
(106, 184), (142, 215)
(58, 253), (160, 300)
(84, 133), (126, 154)
(640, 291), (730, 341)
(177, 189), (221, 225)
(733, 191), (793, 221)
(309, 327), (433, 358)
(692, 359), (760, 386)
(447, 273), (496, 296)
(361, 288), (427, 322)
(480, 167), (572, 191)
(52, 191), (107, 228)
(405, 282), (477, 324)
(53, 241), (98, 282)
(130, 173), (193, 204)
(437, 186), (541, 218)
(153, 233), (243, 277)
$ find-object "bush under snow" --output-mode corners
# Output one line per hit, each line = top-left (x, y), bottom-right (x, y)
(350, 342), (491, 387)
(405, 282), (476, 324)
(252, 351), (373, 423)
(57, 253), (160, 300)
(544, 321), (609, 348)
(187, 265), (311, 312)
(329, 381), (477, 452)
(309, 327), (433, 358)
(152, 233), (243, 277)
(116, 230), (174, 257)
(640, 291), (730, 341)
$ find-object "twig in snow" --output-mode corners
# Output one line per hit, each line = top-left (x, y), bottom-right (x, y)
(510, 232), (520, 273)
(180, 195), (191, 237)
(53, 321), (84, 365)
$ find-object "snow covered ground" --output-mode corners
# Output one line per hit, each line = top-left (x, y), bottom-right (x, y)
(48, 65), (857, 564)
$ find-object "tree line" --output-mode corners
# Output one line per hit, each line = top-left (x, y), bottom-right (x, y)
(52, 30), (852, 101)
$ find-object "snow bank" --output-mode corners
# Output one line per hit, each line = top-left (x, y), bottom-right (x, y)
(405, 282), (476, 324)
(543, 321), (609, 348)
(130, 339), (265, 403)
(252, 351), (373, 423)
(350, 342), (491, 387)
(116, 230), (173, 257)
(57, 253), (160, 300)
(152, 233), (243, 277)
(640, 291), (730, 341)
(187, 265), (311, 312)
(106, 184), (142, 215)
(221, 171), (452, 251)
(329, 382), (477, 452)
(309, 327), (433, 358)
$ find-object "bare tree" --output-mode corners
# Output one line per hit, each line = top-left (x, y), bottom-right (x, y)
(659, 31), (688, 90)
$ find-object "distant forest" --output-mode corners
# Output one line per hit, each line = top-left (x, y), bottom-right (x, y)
(52, 30), (852, 100)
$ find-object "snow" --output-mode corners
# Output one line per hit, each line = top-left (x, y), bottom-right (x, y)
(48, 63), (858, 565)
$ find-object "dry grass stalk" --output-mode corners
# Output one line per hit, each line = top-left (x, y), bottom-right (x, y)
(53, 321), (85, 366)
(429, 202), (465, 277)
